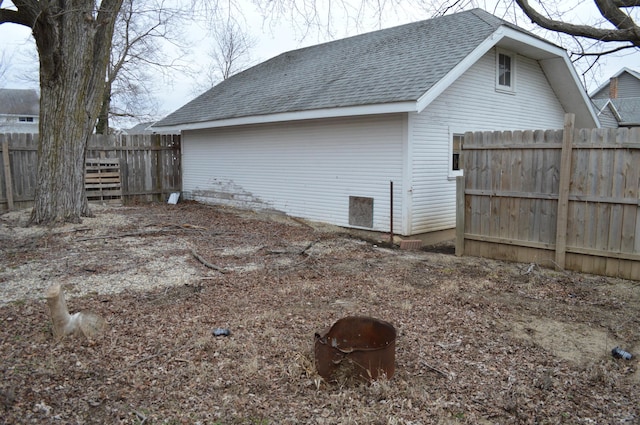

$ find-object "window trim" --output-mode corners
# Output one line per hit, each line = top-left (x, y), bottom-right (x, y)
(496, 49), (516, 94)
(448, 129), (464, 179)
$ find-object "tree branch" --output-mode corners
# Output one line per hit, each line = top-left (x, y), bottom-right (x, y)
(612, 0), (640, 7)
(595, 0), (636, 30)
(1, 0), (37, 27)
(572, 42), (637, 56)
(515, 0), (640, 46)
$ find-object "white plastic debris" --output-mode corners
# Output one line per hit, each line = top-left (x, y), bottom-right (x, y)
(168, 192), (180, 204)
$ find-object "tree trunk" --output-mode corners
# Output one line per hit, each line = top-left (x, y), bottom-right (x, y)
(31, 83), (94, 224)
(28, 0), (123, 225)
(95, 83), (112, 135)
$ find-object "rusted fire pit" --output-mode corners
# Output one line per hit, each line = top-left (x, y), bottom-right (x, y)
(314, 316), (396, 383)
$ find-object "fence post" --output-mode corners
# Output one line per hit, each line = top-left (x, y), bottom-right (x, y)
(1, 137), (14, 211)
(455, 175), (465, 256)
(154, 135), (163, 202)
(555, 113), (575, 270)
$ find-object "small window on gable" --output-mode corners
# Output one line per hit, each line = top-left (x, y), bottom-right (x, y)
(496, 50), (515, 93)
(449, 132), (464, 179)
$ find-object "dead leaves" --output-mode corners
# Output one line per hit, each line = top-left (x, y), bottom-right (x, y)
(0, 202), (638, 424)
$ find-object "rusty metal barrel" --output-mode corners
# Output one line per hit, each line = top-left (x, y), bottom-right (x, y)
(314, 316), (396, 382)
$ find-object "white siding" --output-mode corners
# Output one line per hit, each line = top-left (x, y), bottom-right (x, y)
(598, 105), (619, 128)
(617, 72), (640, 98)
(409, 48), (567, 234)
(182, 115), (406, 232)
(0, 115), (39, 133)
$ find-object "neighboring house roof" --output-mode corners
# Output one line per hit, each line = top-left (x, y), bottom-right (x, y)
(0, 88), (39, 115)
(126, 121), (156, 134)
(590, 67), (640, 99)
(592, 97), (640, 127)
(155, 8), (597, 131)
(589, 68), (640, 127)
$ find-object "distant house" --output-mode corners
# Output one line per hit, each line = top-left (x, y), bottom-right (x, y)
(154, 8), (598, 241)
(124, 121), (180, 135)
(590, 68), (640, 128)
(0, 89), (39, 133)
(125, 121), (157, 134)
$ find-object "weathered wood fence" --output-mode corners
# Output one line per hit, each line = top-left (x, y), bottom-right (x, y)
(0, 133), (181, 212)
(456, 114), (640, 280)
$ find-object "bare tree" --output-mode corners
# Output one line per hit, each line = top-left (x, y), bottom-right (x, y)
(96, 0), (187, 134)
(1, 0), (123, 225)
(211, 18), (255, 81)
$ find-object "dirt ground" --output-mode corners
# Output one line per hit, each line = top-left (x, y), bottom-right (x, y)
(0, 201), (638, 424)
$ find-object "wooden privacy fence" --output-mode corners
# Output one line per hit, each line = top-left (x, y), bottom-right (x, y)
(0, 133), (181, 212)
(456, 114), (640, 280)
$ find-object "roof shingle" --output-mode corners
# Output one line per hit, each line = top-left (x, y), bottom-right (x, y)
(157, 9), (512, 127)
(0, 89), (39, 115)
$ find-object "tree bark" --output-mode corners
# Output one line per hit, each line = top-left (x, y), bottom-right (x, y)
(515, 0), (640, 46)
(15, 0), (124, 225)
(96, 82), (113, 135)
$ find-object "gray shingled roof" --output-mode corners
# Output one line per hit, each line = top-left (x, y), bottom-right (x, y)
(592, 97), (640, 126)
(157, 9), (517, 127)
(126, 121), (156, 134)
(0, 89), (39, 115)
(615, 98), (640, 125)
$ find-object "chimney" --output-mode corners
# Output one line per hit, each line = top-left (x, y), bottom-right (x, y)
(609, 77), (618, 99)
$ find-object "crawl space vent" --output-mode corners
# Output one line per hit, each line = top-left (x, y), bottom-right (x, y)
(349, 196), (374, 228)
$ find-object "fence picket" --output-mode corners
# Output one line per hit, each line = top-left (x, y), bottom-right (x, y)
(458, 114), (640, 280)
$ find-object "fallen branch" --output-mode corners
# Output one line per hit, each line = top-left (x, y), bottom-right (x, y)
(299, 240), (318, 256)
(287, 215), (316, 230)
(266, 240), (318, 256)
(191, 249), (227, 273)
(420, 360), (451, 380)
(77, 225), (216, 241)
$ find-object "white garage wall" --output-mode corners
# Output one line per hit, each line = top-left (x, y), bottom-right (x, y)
(182, 114), (407, 233)
(409, 48), (567, 234)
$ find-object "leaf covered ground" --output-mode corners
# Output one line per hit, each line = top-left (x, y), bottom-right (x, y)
(0, 202), (639, 424)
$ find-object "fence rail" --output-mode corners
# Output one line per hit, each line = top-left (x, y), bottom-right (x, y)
(0, 133), (181, 212)
(456, 114), (640, 280)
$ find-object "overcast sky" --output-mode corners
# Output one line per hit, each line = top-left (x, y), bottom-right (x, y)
(1, 0), (639, 127)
